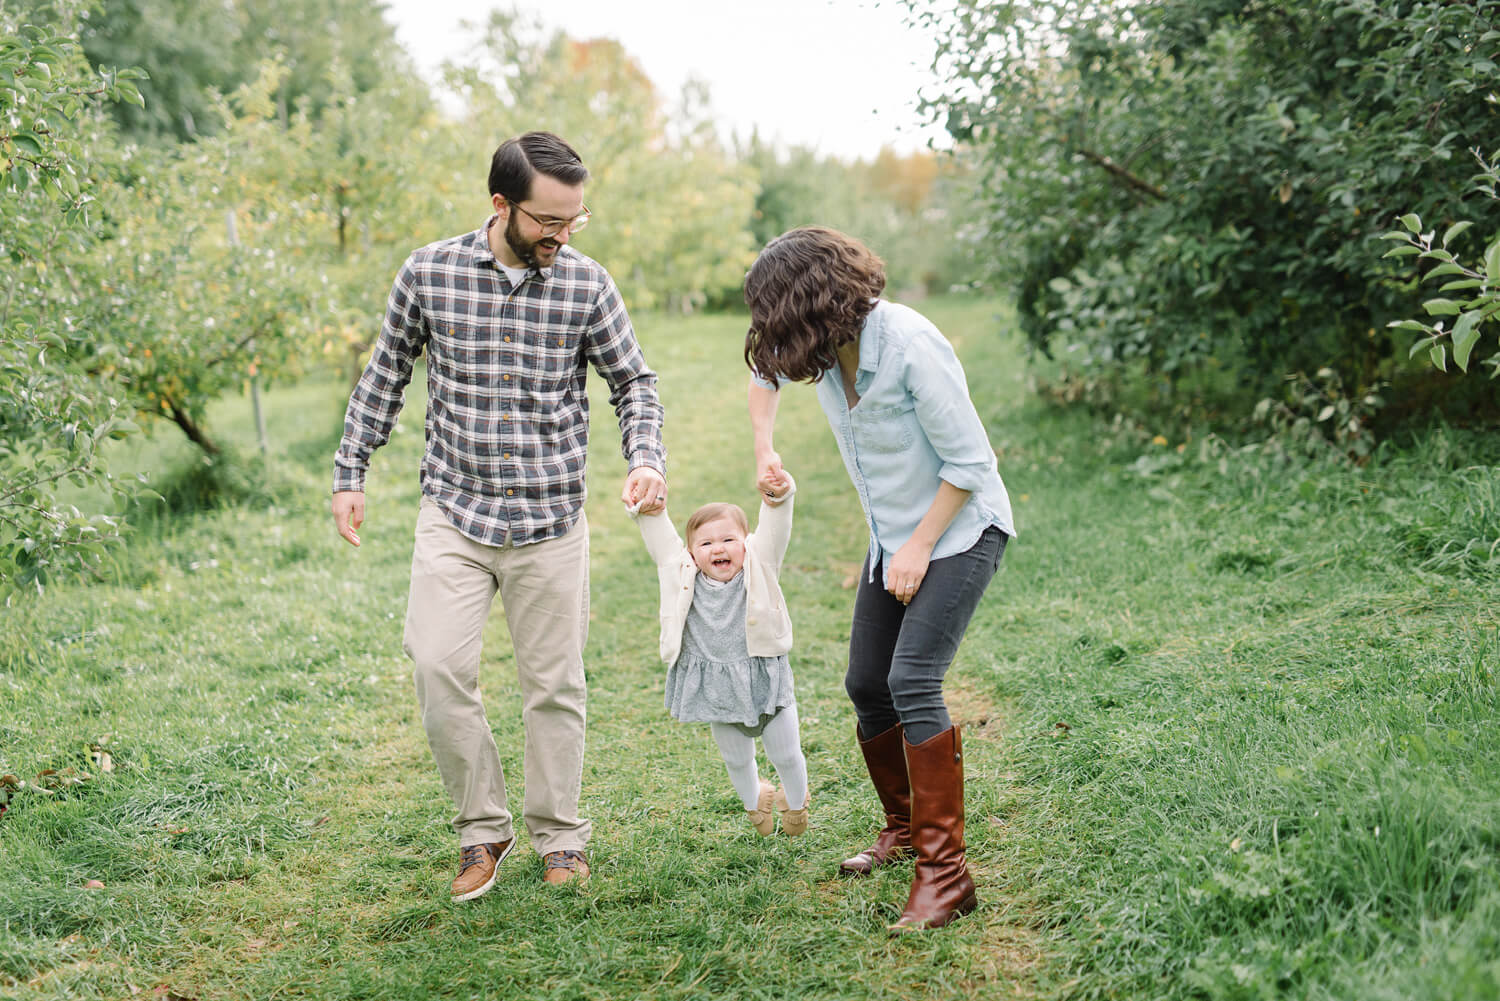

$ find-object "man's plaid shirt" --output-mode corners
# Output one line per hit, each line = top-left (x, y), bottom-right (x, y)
(333, 217), (666, 547)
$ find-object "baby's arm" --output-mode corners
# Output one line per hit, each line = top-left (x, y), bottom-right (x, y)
(626, 499), (685, 567)
(751, 472), (796, 573)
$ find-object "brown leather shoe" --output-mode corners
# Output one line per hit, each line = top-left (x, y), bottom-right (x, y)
(542, 849), (590, 885)
(840, 723), (914, 876)
(889, 726), (978, 932)
(450, 839), (515, 902)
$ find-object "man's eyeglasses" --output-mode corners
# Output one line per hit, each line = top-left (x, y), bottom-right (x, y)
(510, 201), (592, 238)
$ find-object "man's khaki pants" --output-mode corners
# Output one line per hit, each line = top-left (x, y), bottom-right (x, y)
(403, 496), (591, 855)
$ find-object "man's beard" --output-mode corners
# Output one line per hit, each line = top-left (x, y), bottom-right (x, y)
(505, 212), (558, 269)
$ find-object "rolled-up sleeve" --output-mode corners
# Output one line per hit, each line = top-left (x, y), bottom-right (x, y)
(905, 332), (996, 493)
(750, 369), (783, 392)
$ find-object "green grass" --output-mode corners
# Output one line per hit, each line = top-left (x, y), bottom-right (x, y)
(3, 296), (1498, 1000)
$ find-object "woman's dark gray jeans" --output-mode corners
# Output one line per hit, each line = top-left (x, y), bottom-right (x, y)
(844, 527), (1007, 745)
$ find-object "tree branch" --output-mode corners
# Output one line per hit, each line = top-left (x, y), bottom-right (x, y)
(1077, 148), (1168, 201)
(0, 461), (96, 508)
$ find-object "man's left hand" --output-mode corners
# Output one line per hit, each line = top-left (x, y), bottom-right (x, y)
(623, 466), (668, 514)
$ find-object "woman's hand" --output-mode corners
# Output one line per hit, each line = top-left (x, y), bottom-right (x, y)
(886, 537), (935, 605)
(756, 454), (788, 500)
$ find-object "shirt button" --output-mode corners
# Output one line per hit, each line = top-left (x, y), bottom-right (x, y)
(503, 452), (511, 459)
(506, 489), (514, 496)
(503, 414), (511, 421)
(557, 339), (564, 346)
(748, 617), (758, 626)
(504, 336), (511, 342)
(502, 374), (510, 381)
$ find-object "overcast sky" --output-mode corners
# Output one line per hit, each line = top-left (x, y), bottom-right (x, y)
(380, 0), (952, 160)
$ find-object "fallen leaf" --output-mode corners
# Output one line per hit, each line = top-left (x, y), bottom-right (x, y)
(84, 880), (105, 890)
(89, 744), (115, 772)
(153, 987), (197, 1001)
(37, 768), (92, 791)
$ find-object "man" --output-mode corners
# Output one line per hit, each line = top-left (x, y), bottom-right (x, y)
(331, 131), (667, 900)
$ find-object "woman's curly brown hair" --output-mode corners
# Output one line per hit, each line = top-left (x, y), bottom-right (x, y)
(743, 227), (886, 384)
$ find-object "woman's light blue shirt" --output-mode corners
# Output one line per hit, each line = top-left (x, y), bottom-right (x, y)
(755, 300), (1014, 583)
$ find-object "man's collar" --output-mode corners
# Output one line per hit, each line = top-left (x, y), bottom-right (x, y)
(475, 214), (554, 280)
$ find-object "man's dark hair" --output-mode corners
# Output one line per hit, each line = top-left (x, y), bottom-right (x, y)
(488, 132), (590, 202)
(743, 227), (887, 384)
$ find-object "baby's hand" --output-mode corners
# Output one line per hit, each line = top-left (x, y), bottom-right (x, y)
(759, 468), (792, 506)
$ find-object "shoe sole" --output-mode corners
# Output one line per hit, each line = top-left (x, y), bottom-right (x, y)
(450, 839), (516, 902)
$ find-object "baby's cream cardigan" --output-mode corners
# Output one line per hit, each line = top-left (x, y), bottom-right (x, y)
(631, 476), (796, 666)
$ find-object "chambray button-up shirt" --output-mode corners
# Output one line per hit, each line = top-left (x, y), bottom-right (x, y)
(334, 216), (666, 547)
(756, 300), (1013, 582)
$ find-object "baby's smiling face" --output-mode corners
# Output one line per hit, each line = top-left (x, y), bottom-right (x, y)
(689, 516), (747, 582)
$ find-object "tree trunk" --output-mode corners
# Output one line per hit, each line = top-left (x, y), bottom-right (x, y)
(163, 394), (220, 455)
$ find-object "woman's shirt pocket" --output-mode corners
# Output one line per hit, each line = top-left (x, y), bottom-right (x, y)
(850, 401), (917, 453)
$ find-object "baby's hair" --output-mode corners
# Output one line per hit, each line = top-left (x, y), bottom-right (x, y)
(685, 502), (749, 545)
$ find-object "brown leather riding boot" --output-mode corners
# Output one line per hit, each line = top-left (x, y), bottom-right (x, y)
(839, 723), (913, 876)
(889, 726), (977, 931)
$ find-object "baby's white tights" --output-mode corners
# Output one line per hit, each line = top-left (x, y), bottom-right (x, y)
(710, 704), (808, 811)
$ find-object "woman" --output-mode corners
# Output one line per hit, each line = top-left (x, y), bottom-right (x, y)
(744, 227), (1014, 932)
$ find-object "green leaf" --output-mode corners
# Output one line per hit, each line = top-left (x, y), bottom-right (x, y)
(1383, 245), (1420, 258)
(1422, 298), (1463, 316)
(1451, 311), (1482, 372)
(1409, 338), (1432, 359)
(1486, 237), (1500, 283)
(1443, 221), (1474, 246)
(1430, 344), (1447, 371)
(114, 81), (145, 109)
(10, 132), (42, 155)
(1400, 213), (1422, 233)
(1426, 262), (1467, 278)
(1440, 279), (1485, 292)
(1048, 277), (1073, 294)
(1379, 230), (1414, 242)
(1388, 319), (1430, 333)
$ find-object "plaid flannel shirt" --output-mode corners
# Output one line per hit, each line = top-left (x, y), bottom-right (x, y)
(333, 217), (666, 547)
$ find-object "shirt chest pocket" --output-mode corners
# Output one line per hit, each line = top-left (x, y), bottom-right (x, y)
(428, 319), (498, 375)
(851, 401), (917, 453)
(533, 326), (581, 382)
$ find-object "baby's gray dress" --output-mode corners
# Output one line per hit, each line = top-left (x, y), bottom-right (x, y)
(664, 572), (796, 737)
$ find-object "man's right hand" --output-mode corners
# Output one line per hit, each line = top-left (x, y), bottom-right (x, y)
(332, 490), (365, 547)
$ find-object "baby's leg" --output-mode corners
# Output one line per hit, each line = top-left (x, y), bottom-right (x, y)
(710, 723), (764, 809)
(761, 705), (808, 810)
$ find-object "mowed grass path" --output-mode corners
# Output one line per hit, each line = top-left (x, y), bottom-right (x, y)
(3, 296), (1498, 1000)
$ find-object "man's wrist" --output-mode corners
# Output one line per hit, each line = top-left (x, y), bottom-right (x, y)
(628, 453), (666, 476)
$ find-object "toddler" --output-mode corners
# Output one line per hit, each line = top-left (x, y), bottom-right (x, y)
(629, 472), (809, 836)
